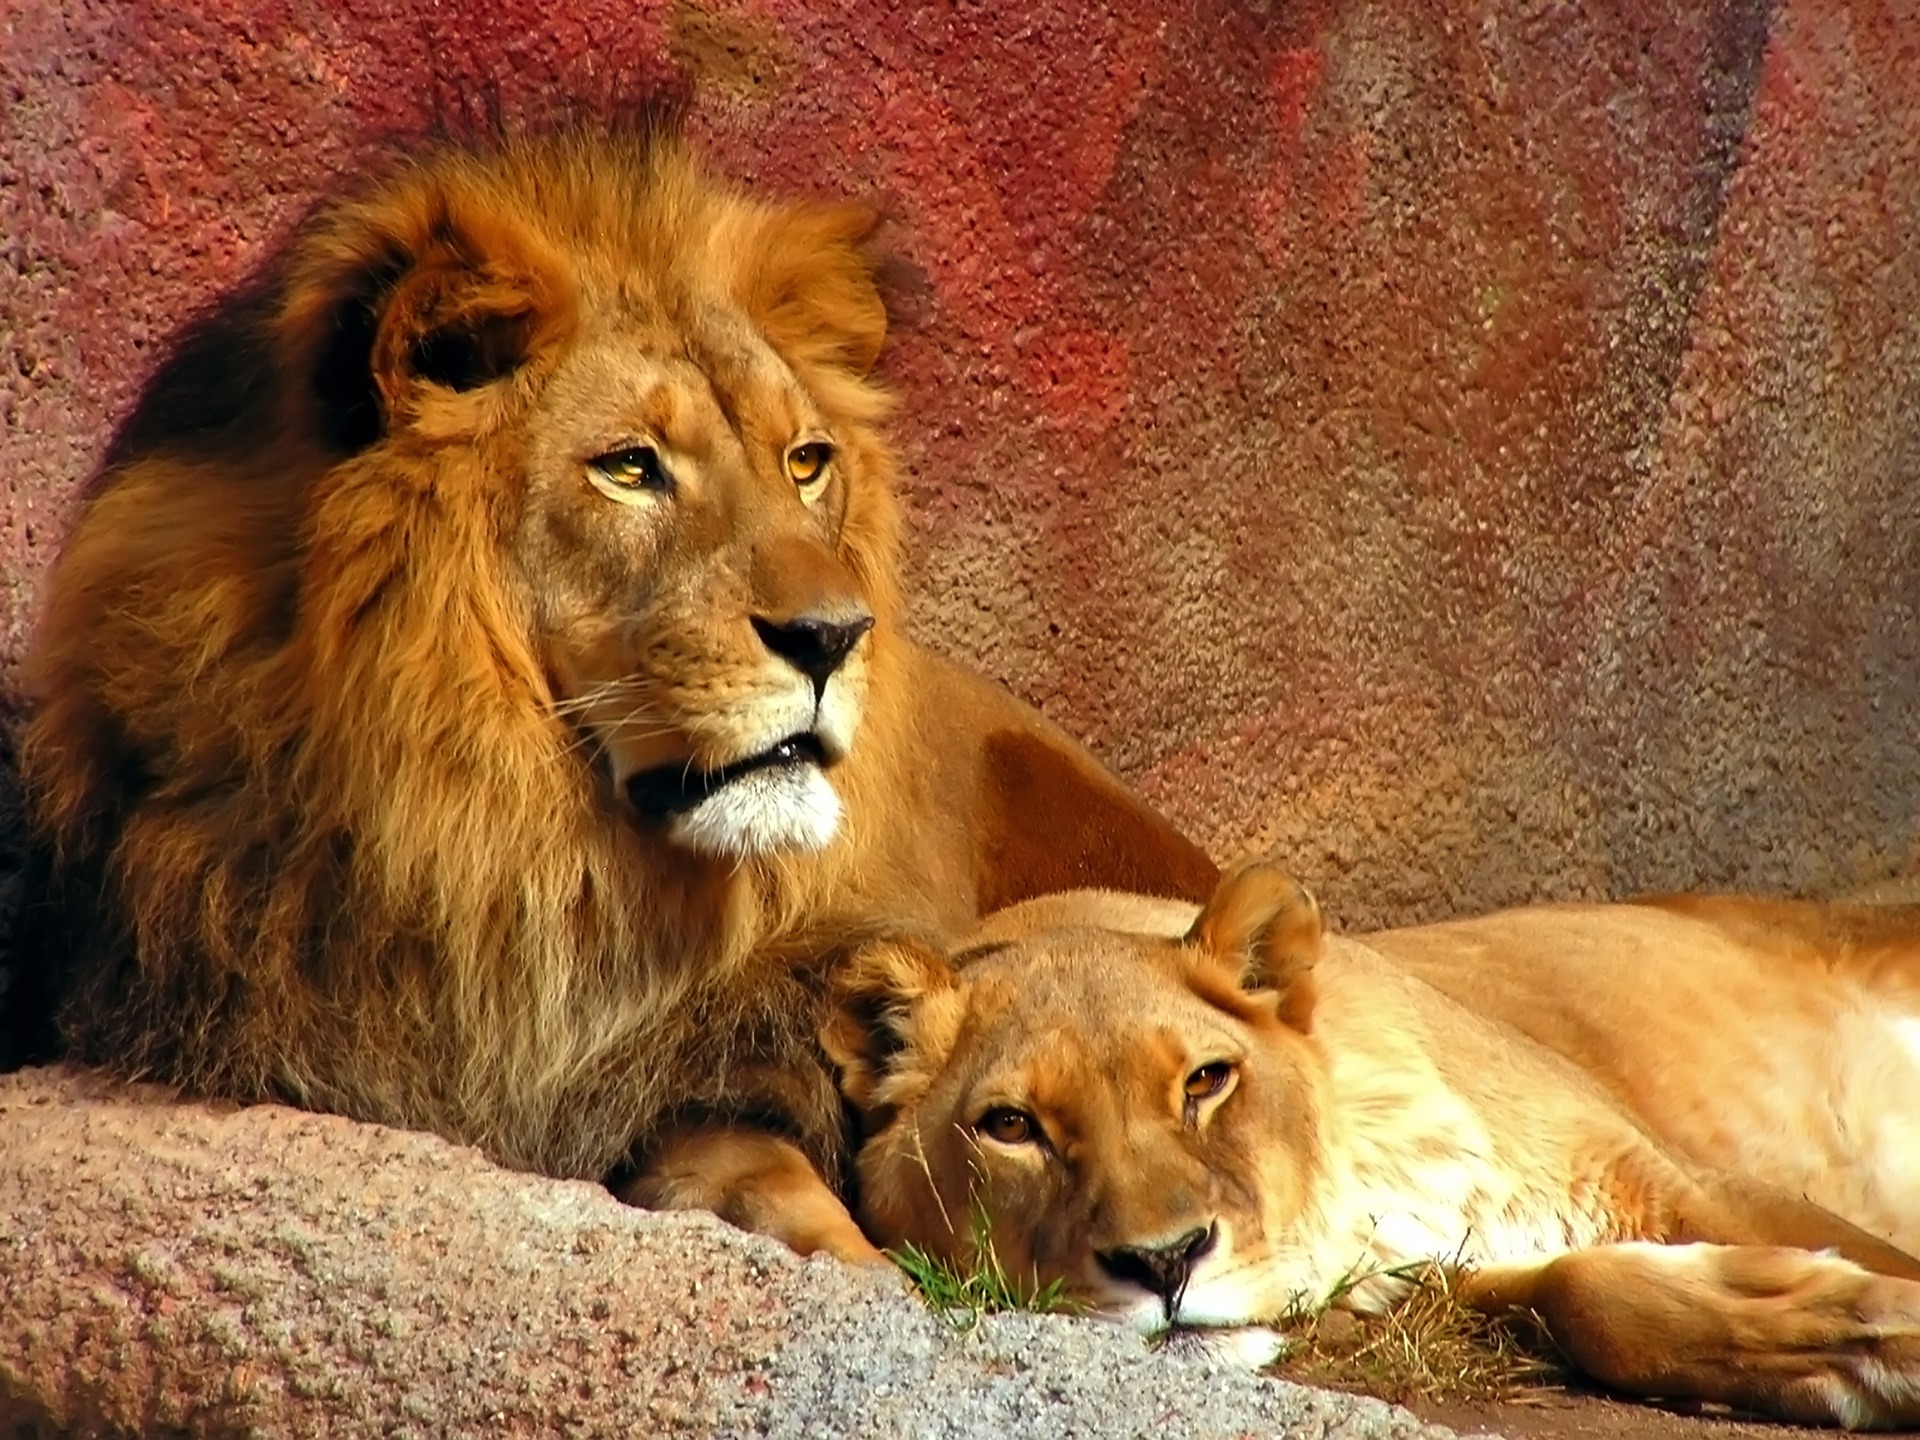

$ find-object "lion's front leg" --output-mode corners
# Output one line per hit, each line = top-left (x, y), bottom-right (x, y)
(1459, 1243), (1920, 1429)
(618, 1124), (888, 1267)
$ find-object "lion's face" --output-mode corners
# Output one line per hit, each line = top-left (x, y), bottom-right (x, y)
(274, 133), (900, 863)
(516, 314), (884, 858)
(825, 865), (1330, 1333)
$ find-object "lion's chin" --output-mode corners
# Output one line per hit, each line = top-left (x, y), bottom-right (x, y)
(623, 730), (847, 859)
(664, 760), (843, 859)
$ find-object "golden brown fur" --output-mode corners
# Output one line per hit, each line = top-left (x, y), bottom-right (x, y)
(16, 128), (1215, 1196)
(828, 865), (1920, 1427)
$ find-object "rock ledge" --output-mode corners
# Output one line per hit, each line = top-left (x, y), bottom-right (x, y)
(0, 1066), (1459, 1439)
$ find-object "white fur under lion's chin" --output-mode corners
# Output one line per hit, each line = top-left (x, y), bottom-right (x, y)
(669, 763), (843, 858)
(598, 665), (866, 860)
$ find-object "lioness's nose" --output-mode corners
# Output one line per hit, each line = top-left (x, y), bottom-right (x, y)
(752, 612), (875, 696)
(1096, 1223), (1218, 1312)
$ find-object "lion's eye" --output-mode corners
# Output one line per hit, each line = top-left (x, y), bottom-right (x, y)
(975, 1106), (1038, 1145)
(785, 441), (834, 487)
(1185, 1061), (1235, 1101)
(590, 446), (671, 494)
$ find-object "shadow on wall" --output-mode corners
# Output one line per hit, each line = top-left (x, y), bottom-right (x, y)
(0, 713), (34, 1067)
(1, 0), (1917, 937)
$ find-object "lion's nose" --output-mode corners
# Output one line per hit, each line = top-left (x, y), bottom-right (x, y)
(1096, 1222), (1218, 1313)
(751, 612), (875, 697)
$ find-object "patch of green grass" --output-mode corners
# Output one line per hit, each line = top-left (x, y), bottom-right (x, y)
(890, 1212), (1561, 1407)
(889, 1203), (1082, 1329)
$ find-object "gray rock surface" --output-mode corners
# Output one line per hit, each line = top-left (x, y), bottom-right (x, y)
(0, 1066), (1464, 1439)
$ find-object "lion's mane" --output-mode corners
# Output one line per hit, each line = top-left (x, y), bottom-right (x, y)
(20, 130), (914, 1179)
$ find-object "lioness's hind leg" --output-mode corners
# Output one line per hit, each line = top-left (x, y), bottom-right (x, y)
(1462, 1243), (1920, 1429)
(618, 1125), (888, 1267)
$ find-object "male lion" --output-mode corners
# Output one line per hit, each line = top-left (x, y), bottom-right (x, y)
(10, 129), (1213, 1254)
(825, 862), (1920, 1426)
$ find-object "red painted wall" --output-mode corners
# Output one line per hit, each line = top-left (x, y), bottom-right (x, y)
(4, 0), (1917, 926)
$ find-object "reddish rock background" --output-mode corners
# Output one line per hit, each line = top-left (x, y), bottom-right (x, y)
(3, 0), (1916, 928)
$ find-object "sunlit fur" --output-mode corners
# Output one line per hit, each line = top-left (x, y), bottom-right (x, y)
(19, 130), (921, 1180)
(672, 763), (843, 858)
(829, 868), (1920, 1427)
(16, 128), (1217, 1189)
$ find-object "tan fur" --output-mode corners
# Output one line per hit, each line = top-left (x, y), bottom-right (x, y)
(18, 128), (1215, 1195)
(830, 866), (1920, 1427)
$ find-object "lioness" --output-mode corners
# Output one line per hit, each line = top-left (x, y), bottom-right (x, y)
(8, 127), (1213, 1254)
(825, 861), (1920, 1427)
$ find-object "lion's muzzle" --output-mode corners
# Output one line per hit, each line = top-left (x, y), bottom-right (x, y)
(630, 726), (850, 860)
(626, 731), (832, 821)
(750, 613), (874, 701)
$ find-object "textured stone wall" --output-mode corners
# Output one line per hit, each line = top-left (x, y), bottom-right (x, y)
(4, 0), (1916, 929)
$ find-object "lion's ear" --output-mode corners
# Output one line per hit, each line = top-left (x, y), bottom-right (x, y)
(281, 189), (575, 453)
(735, 201), (889, 377)
(1185, 858), (1322, 1031)
(821, 935), (960, 1117)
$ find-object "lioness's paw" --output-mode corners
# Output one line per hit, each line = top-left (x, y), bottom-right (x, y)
(1773, 1271), (1920, 1430)
(1562, 1245), (1920, 1429)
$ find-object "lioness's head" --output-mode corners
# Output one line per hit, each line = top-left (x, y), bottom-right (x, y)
(277, 130), (898, 859)
(825, 862), (1328, 1333)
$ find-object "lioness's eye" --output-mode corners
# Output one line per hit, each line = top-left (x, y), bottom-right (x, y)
(975, 1106), (1038, 1145)
(1185, 1061), (1234, 1100)
(785, 441), (834, 486)
(590, 446), (671, 493)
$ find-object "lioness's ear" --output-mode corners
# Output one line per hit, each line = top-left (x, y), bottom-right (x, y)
(1185, 857), (1322, 1030)
(734, 201), (889, 377)
(280, 181), (575, 453)
(821, 936), (960, 1117)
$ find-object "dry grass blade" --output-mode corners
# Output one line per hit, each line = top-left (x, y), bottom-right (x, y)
(1269, 1265), (1565, 1407)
